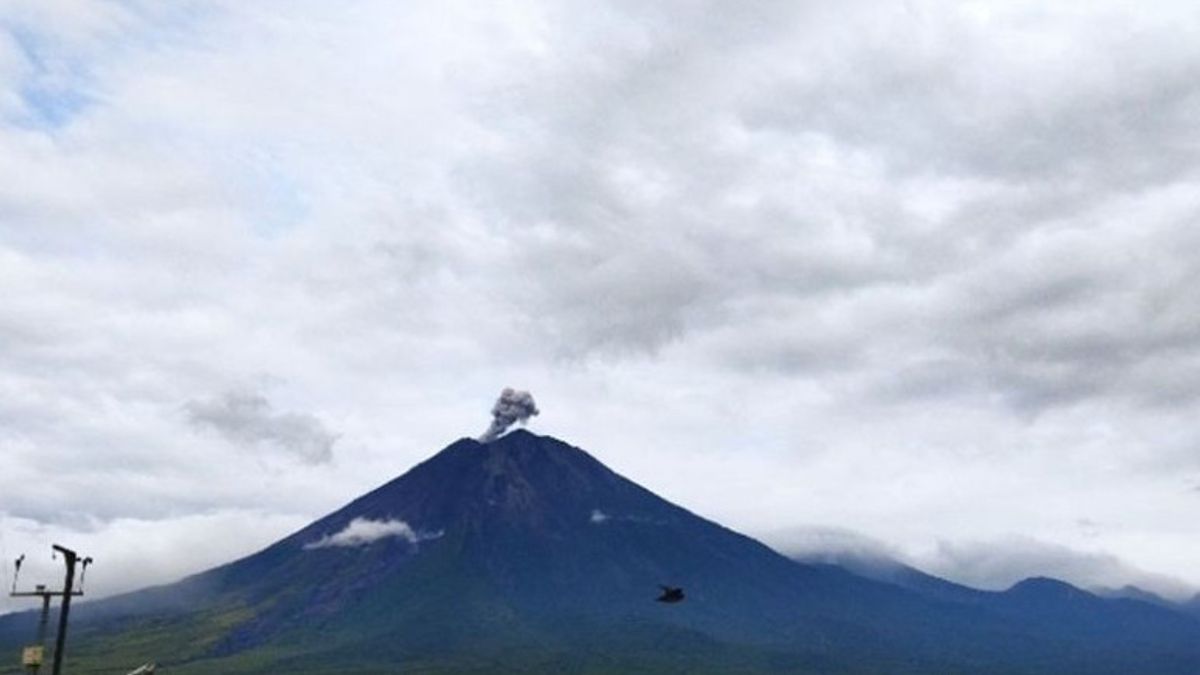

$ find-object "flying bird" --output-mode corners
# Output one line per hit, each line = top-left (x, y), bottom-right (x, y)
(656, 585), (685, 603)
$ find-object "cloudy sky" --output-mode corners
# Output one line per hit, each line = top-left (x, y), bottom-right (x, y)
(3, 0), (1200, 612)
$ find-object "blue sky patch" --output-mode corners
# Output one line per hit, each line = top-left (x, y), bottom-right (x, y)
(17, 83), (93, 129)
(5, 23), (95, 130)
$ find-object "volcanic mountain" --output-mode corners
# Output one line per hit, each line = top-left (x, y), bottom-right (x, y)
(3, 430), (1200, 673)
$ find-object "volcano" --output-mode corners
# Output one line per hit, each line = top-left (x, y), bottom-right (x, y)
(4, 430), (1200, 673)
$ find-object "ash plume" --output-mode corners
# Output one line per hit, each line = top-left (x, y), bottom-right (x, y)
(479, 388), (539, 442)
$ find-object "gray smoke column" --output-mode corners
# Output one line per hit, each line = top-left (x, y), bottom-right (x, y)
(479, 388), (540, 442)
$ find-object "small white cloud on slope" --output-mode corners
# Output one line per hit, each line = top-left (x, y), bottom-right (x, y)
(303, 517), (441, 550)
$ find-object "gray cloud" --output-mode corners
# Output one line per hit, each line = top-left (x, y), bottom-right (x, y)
(439, 1), (1200, 424)
(185, 391), (337, 464)
(741, 3), (1200, 188)
(475, 3), (1200, 415)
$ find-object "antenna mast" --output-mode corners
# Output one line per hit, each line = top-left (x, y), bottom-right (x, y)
(8, 545), (92, 675)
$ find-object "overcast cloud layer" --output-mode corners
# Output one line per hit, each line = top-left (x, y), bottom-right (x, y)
(3, 0), (1200, 611)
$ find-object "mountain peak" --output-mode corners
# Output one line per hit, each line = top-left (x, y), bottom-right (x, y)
(488, 427), (541, 443)
(274, 431), (657, 554)
(1006, 577), (1087, 599)
(9, 432), (1200, 674)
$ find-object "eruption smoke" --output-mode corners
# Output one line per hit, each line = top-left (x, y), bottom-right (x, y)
(479, 388), (539, 442)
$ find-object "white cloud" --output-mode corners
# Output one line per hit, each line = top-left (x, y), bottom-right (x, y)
(303, 518), (440, 550)
(0, 509), (308, 616)
(764, 526), (902, 565)
(761, 526), (1198, 602)
(916, 535), (1198, 602)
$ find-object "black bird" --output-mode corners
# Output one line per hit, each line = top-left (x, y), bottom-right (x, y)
(656, 585), (685, 603)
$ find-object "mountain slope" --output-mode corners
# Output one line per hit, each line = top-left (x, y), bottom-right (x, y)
(3, 430), (1199, 674)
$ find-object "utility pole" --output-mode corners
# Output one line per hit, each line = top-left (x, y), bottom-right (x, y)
(8, 546), (92, 675)
(50, 545), (82, 675)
